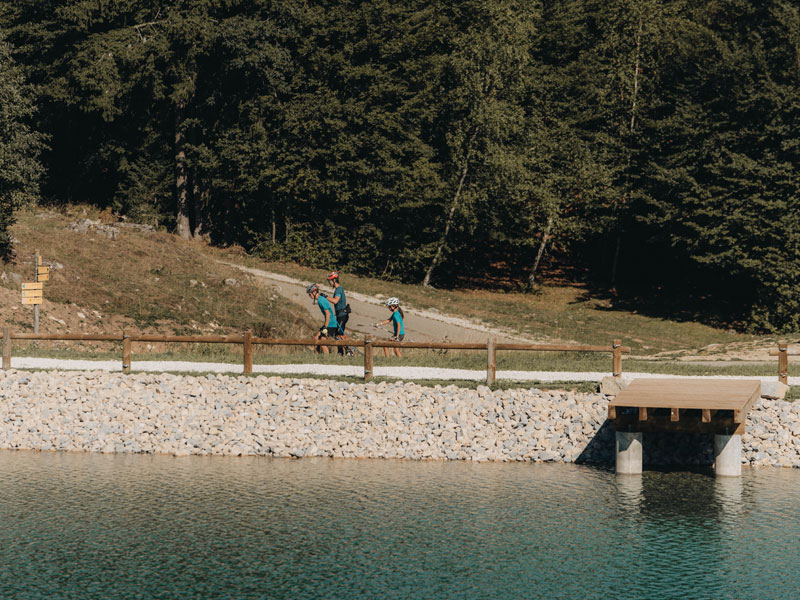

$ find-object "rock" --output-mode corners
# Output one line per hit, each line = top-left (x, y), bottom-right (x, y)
(223, 278), (240, 287)
(599, 375), (632, 396)
(760, 381), (788, 400)
(117, 222), (155, 233)
(68, 218), (120, 240)
(0, 371), (792, 469)
(1, 272), (22, 286)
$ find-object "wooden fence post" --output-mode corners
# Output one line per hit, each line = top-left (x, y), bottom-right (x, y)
(2, 328), (11, 370)
(243, 330), (253, 375)
(486, 337), (496, 385)
(612, 339), (622, 378)
(122, 330), (131, 374)
(364, 337), (373, 382)
(778, 343), (788, 385)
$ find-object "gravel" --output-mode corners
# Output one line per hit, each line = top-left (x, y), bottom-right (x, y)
(7, 358), (799, 385)
(0, 370), (797, 467)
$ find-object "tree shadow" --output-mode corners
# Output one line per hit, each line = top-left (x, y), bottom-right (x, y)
(569, 280), (751, 331)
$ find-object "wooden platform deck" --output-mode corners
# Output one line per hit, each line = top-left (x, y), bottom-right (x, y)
(609, 379), (761, 435)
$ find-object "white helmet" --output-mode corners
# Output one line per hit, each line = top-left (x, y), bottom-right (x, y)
(385, 297), (400, 307)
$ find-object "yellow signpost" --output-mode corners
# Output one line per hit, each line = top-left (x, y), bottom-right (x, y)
(21, 283), (43, 305)
(28, 251), (46, 332)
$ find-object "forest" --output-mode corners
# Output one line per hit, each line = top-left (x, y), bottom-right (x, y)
(0, 0), (799, 332)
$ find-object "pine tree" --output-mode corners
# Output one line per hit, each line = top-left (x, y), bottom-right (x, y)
(0, 30), (44, 258)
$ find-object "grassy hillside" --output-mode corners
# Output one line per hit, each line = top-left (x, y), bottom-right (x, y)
(4, 205), (791, 383)
(225, 256), (763, 356)
(3, 206), (314, 343)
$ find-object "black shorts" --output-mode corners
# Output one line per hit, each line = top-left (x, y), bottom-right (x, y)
(325, 326), (338, 338)
(336, 312), (349, 331)
(394, 334), (404, 341)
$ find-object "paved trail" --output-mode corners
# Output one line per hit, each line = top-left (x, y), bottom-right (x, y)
(9, 357), (796, 385)
(224, 262), (536, 344)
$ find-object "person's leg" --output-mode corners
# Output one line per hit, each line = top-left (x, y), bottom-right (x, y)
(313, 330), (323, 353)
(319, 329), (330, 354)
(395, 334), (403, 358)
(336, 319), (347, 355)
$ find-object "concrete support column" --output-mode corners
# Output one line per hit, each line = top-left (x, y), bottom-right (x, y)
(714, 434), (742, 477)
(615, 431), (643, 475)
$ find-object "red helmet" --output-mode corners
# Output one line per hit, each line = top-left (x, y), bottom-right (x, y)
(326, 271), (339, 282)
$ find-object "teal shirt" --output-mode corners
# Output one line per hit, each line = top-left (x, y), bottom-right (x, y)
(317, 296), (339, 328)
(333, 286), (346, 312)
(390, 310), (404, 336)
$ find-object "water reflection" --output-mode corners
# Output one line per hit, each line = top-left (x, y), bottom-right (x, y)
(715, 476), (744, 517)
(615, 473), (643, 514)
(0, 451), (797, 599)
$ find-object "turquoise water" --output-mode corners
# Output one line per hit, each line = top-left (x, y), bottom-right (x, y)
(0, 452), (798, 599)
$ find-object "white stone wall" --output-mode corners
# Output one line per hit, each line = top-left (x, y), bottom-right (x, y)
(0, 371), (797, 467)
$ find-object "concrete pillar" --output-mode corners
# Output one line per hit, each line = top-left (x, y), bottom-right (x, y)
(714, 434), (742, 477)
(615, 431), (643, 475)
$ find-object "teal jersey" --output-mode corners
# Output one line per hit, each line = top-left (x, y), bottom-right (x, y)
(317, 296), (339, 328)
(390, 310), (404, 336)
(333, 286), (346, 312)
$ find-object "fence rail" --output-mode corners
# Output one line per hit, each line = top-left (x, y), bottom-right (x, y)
(0, 327), (631, 384)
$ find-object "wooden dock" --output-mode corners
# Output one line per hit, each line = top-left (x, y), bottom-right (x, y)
(607, 378), (762, 476)
(609, 379), (761, 435)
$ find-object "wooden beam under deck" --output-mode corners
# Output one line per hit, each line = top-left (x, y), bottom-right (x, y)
(613, 413), (745, 435)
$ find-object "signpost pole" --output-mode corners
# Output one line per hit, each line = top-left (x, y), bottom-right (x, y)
(33, 251), (40, 346)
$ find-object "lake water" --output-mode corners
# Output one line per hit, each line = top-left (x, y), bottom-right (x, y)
(0, 451), (798, 599)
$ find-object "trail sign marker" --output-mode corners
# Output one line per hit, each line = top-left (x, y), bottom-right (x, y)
(21, 281), (43, 305)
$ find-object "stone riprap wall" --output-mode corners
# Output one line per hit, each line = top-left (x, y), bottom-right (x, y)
(0, 371), (798, 467)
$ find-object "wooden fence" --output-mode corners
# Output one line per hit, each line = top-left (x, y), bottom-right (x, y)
(0, 327), (631, 385)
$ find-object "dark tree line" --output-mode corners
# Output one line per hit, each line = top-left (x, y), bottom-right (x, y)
(1, 1), (799, 331)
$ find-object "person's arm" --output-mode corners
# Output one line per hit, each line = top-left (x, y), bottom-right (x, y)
(373, 318), (390, 327)
(317, 298), (331, 330)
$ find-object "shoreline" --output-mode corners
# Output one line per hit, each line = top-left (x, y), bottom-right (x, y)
(0, 370), (797, 467)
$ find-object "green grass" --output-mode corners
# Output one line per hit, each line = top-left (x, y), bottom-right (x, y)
(9, 341), (795, 396)
(9, 342), (788, 378)
(224, 255), (762, 355)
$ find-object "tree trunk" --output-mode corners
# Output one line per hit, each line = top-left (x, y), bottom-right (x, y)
(271, 208), (276, 244)
(423, 142), (473, 287)
(528, 215), (554, 288)
(191, 176), (206, 240)
(174, 102), (191, 240)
